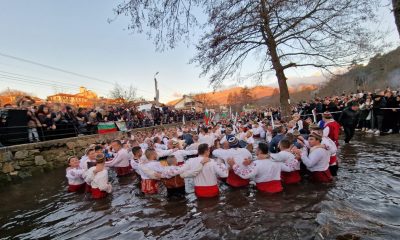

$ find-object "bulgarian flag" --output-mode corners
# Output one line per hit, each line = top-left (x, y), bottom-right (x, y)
(204, 108), (210, 125)
(98, 122), (118, 134)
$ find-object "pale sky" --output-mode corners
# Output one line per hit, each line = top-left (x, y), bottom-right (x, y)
(0, 0), (398, 102)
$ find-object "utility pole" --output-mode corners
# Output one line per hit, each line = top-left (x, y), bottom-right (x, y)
(154, 72), (159, 104)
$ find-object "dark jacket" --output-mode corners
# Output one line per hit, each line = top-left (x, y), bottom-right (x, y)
(373, 97), (387, 115)
(339, 108), (360, 127)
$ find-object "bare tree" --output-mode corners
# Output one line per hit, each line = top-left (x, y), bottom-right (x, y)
(114, 0), (386, 118)
(240, 87), (254, 106)
(394, 0), (400, 37)
(109, 83), (137, 102)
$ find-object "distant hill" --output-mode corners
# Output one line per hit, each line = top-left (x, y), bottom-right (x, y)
(167, 84), (318, 107)
(259, 46), (400, 106)
(317, 46), (400, 96)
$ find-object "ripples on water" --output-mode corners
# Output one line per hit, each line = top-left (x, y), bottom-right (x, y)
(1, 135), (400, 240)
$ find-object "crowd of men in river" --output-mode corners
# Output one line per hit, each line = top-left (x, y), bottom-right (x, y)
(65, 88), (400, 199)
(65, 110), (344, 199)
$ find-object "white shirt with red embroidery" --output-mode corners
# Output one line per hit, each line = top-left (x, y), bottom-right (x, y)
(232, 159), (281, 183)
(271, 151), (300, 172)
(198, 133), (215, 147)
(212, 148), (252, 168)
(300, 146), (330, 172)
(84, 167), (112, 193)
(66, 167), (85, 185)
(180, 156), (228, 187)
(105, 148), (130, 168)
(173, 149), (198, 163)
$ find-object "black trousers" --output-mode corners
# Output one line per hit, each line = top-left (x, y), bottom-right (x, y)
(343, 126), (355, 143)
(329, 165), (339, 177)
(167, 186), (186, 198)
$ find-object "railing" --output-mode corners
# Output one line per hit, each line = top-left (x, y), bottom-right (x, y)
(0, 116), (203, 147)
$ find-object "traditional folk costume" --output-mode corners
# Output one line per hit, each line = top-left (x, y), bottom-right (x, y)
(251, 124), (263, 138)
(300, 146), (332, 183)
(105, 148), (132, 176)
(198, 133), (216, 147)
(79, 156), (96, 172)
(213, 148), (252, 187)
(84, 167), (112, 199)
(137, 160), (180, 194)
(155, 142), (168, 150)
(271, 151), (301, 184)
(80, 157), (96, 192)
(173, 149), (198, 166)
(324, 119), (341, 147)
(181, 157), (228, 198)
(232, 158), (283, 193)
(323, 118), (341, 176)
(66, 167), (85, 192)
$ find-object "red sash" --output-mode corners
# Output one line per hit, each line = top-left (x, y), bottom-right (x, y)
(310, 169), (332, 183)
(281, 170), (301, 184)
(194, 185), (219, 198)
(91, 188), (108, 199)
(141, 179), (159, 194)
(177, 162), (184, 166)
(329, 155), (337, 165)
(115, 165), (133, 176)
(253, 134), (260, 138)
(256, 180), (283, 193)
(227, 169), (249, 187)
(68, 183), (85, 192)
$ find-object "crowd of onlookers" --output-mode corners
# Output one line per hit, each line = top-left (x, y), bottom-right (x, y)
(240, 88), (400, 135)
(1, 88), (399, 146)
(0, 96), (203, 145)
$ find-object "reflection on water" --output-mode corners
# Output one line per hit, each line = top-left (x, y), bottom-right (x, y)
(1, 135), (400, 239)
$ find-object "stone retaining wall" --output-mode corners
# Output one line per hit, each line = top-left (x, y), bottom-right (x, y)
(0, 122), (191, 185)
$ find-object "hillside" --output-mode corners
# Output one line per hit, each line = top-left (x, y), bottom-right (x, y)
(259, 46), (400, 106)
(167, 86), (276, 106)
(317, 46), (400, 96)
(167, 84), (318, 107)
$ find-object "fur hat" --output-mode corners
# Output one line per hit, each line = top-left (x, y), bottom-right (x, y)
(227, 135), (239, 148)
(309, 123), (320, 130)
(309, 132), (322, 141)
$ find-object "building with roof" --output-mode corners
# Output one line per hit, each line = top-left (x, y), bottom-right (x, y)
(167, 95), (204, 111)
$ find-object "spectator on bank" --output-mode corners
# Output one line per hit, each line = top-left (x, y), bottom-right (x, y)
(371, 93), (387, 135)
(27, 109), (41, 142)
(37, 105), (56, 130)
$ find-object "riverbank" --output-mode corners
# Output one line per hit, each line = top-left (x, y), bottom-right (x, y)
(0, 122), (190, 186)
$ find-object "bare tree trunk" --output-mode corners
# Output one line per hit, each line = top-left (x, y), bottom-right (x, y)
(268, 44), (291, 121)
(394, 0), (400, 37)
(260, 0), (291, 121)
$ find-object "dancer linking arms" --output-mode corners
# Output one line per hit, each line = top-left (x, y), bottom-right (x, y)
(228, 142), (283, 193)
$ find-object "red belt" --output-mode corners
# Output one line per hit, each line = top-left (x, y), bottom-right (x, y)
(91, 187), (108, 199)
(311, 169), (333, 183)
(329, 155), (337, 165)
(194, 185), (219, 198)
(114, 165), (133, 176)
(281, 170), (301, 184)
(256, 180), (283, 193)
(227, 169), (249, 187)
(68, 183), (85, 192)
(141, 179), (159, 194)
(177, 162), (184, 166)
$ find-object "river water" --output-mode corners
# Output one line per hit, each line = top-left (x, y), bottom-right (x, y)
(1, 134), (400, 240)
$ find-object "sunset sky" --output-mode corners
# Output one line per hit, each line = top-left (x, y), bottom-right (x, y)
(0, 0), (399, 102)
